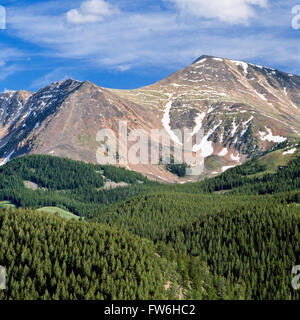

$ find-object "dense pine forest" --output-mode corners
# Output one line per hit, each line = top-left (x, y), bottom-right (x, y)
(0, 209), (177, 300)
(0, 155), (155, 218)
(0, 147), (300, 300)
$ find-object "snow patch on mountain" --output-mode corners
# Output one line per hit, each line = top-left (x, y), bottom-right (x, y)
(231, 153), (240, 162)
(291, 102), (299, 110)
(191, 112), (205, 136)
(207, 105), (217, 113)
(255, 91), (267, 101)
(221, 165), (235, 172)
(162, 101), (182, 145)
(282, 148), (296, 155)
(218, 148), (228, 156)
(0, 149), (15, 166)
(259, 127), (287, 143)
(193, 121), (222, 157)
(232, 60), (248, 75)
(195, 58), (207, 64)
(231, 119), (238, 137)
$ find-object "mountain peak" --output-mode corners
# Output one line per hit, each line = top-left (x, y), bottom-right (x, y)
(80, 80), (97, 88)
(1, 56), (300, 181)
(192, 55), (218, 64)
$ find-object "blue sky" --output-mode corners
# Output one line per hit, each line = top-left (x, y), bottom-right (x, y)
(0, 0), (300, 92)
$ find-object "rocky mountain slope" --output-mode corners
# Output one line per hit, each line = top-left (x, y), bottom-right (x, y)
(1, 55), (300, 182)
(113, 56), (300, 177)
(0, 90), (32, 145)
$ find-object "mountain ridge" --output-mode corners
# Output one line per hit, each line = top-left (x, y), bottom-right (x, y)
(1, 55), (300, 181)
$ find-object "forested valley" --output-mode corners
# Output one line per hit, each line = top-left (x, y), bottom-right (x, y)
(0, 150), (299, 300)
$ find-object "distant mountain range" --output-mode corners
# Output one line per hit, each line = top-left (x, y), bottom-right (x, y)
(1, 55), (300, 182)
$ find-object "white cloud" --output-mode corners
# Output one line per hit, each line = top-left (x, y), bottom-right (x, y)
(30, 68), (72, 89)
(166, 0), (268, 24)
(114, 64), (131, 72)
(9, 7), (189, 69)
(7, 0), (300, 80)
(0, 47), (22, 63)
(0, 46), (24, 80)
(3, 89), (17, 93)
(66, 0), (119, 24)
(0, 64), (21, 81)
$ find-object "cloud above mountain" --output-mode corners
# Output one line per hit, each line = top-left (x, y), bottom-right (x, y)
(66, 0), (120, 24)
(8, 0), (293, 71)
(2, 0), (300, 91)
(166, 0), (268, 24)
(0, 46), (23, 81)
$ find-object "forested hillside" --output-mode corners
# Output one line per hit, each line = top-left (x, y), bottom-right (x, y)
(0, 209), (177, 300)
(93, 192), (300, 300)
(197, 145), (300, 195)
(0, 153), (300, 300)
(0, 155), (154, 218)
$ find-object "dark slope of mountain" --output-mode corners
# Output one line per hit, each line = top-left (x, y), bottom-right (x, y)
(1, 56), (300, 181)
(0, 90), (33, 128)
(0, 90), (33, 162)
(0, 80), (175, 181)
(0, 208), (179, 300)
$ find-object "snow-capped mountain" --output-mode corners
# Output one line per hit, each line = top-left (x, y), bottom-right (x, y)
(1, 56), (300, 181)
(113, 55), (300, 176)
